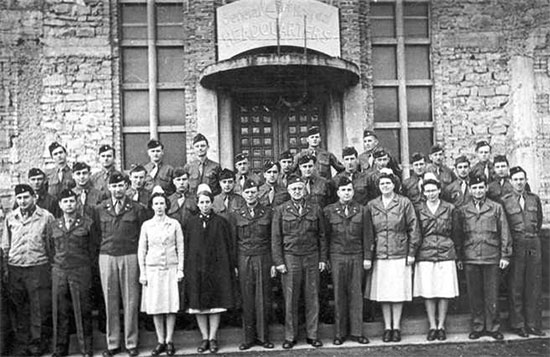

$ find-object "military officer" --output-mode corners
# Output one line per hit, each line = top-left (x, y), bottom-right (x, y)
(212, 168), (245, 219)
(459, 174), (512, 340)
(234, 153), (262, 195)
(24, 168), (60, 217)
(293, 126), (344, 179)
(277, 151), (294, 188)
(126, 164), (152, 207)
(470, 140), (496, 183)
(230, 179), (275, 350)
(2, 184), (55, 356)
(49, 189), (99, 357)
(72, 162), (106, 217)
(502, 167), (545, 337)
(332, 147), (370, 205)
(90, 144), (119, 196)
(365, 149), (402, 201)
(45, 142), (75, 199)
(442, 155), (472, 207)
(184, 133), (221, 195)
(323, 177), (373, 345)
(272, 175), (327, 349)
(144, 139), (174, 195)
(358, 130), (402, 178)
(167, 167), (197, 227)
(487, 155), (514, 203)
(425, 144), (456, 190)
(402, 153), (428, 210)
(298, 154), (335, 208)
(257, 160), (289, 207)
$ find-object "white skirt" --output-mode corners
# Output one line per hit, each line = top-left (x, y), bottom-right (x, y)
(366, 258), (412, 302)
(413, 260), (459, 299)
(141, 266), (180, 314)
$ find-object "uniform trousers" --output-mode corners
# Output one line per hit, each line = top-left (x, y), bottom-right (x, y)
(7, 263), (51, 349)
(99, 254), (140, 350)
(508, 237), (542, 329)
(52, 266), (92, 355)
(330, 253), (364, 339)
(464, 264), (500, 332)
(281, 253), (319, 341)
(238, 253), (272, 344)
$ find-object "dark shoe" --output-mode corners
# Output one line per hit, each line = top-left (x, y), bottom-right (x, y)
(282, 340), (296, 349)
(333, 337), (344, 345)
(526, 327), (546, 336)
(83, 353), (93, 357)
(468, 331), (483, 340)
(127, 348), (139, 357)
(52, 350), (69, 357)
(349, 335), (369, 344)
(103, 348), (121, 357)
(382, 329), (392, 342)
(256, 340), (274, 349)
(489, 331), (504, 340)
(511, 327), (529, 338)
(306, 338), (323, 347)
(427, 329), (437, 341)
(165, 342), (175, 356)
(209, 339), (218, 353)
(392, 329), (401, 342)
(437, 329), (447, 341)
(151, 343), (166, 356)
(239, 342), (254, 350)
(29, 344), (43, 357)
(197, 340), (209, 353)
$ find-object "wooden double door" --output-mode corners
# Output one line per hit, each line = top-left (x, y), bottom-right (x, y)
(232, 93), (327, 173)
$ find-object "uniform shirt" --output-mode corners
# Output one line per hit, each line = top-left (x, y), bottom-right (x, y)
(323, 200), (374, 259)
(332, 170), (370, 206)
(257, 182), (290, 207)
(2, 206), (55, 267)
(425, 163), (456, 190)
(234, 171), (263, 195)
(401, 174), (425, 210)
(271, 200), (327, 266)
(45, 165), (75, 199)
(125, 186), (152, 207)
(359, 149), (402, 178)
(144, 162), (175, 195)
(229, 203), (272, 256)
(97, 197), (147, 256)
(459, 198), (512, 264)
(367, 194), (420, 260)
(470, 160), (496, 182)
(138, 216), (184, 271)
(212, 192), (245, 219)
(303, 174), (336, 208)
(167, 191), (197, 227)
(48, 214), (99, 270)
(442, 178), (471, 207)
(487, 178), (514, 203)
(293, 147), (344, 179)
(184, 158), (221, 195)
(416, 200), (462, 262)
(90, 166), (118, 196)
(73, 184), (107, 217)
(501, 191), (542, 240)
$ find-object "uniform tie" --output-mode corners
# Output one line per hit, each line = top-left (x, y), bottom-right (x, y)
(198, 161), (204, 182)
(249, 207), (255, 218)
(484, 164), (489, 180)
(223, 195), (229, 209)
(177, 194), (186, 208)
(114, 200), (122, 215)
(65, 217), (73, 230)
(132, 189), (139, 202)
(368, 154), (374, 168)
(268, 186), (275, 204)
(80, 190), (87, 205)
(305, 179), (311, 195)
(58, 167), (64, 182)
(344, 205), (349, 217)
(461, 180), (467, 195)
(150, 164), (159, 179)
(519, 195), (525, 211)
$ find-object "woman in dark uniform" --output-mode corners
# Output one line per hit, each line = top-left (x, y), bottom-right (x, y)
(183, 185), (236, 354)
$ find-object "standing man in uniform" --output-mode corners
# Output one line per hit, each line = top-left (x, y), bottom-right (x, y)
(272, 175), (327, 349)
(358, 130), (401, 178)
(72, 162), (106, 217)
(91, 144), (118, 196)
(278, 151), (294, 188)
(502, 167), (545, 337)
(258, 160), (289, 207)
(144, 139), (174, 195)
(442, 156), (472, 207)
(45, 142), (74, 199)
(126, 164), (151, 207)
(402, 153), (428, 210)
(298, 154), (335, 208)
(2, 184), (55, 356)
(231, 179), (275, 350)
(459, 175), (512, 340)
(184, 133), (221, 195)
(323, 177), (373, 345)
(25, 168), (60, 217)
(167, 167), (197, 227)
(470, 140), (496, 183)
(97, 173), (147, 357)
(234, 153), (262, 195)
(293, 126), (344, 179)
(487, 155), (514, 203)
(425, 144), (456, 190)
(212, 169), (245, 219)
(49, 189), (98, 357)
(365, 149), (401, 201)
(332, 147), (370, 206)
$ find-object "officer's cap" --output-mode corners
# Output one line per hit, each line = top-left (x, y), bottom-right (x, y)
(109, 172), (126, 184)
(297, 154), (316, 166)
(72, 162), (90, 173)
(15, 184), (34, 196)
(342, 146), (358, 158)
(99, 144), (114, 155)
(58, 189), (77, 200)
(49, 141), (66, 155)
(234, 153), (248, 164)
(279, 150), (293, 161)
(193, 133), (208, 146)
(263, 160), (280, 172)
(454, 155), (470, 166)
(147, 139), (163, 150)
(28, 168), (45, 178)
(307, 126), (320, 137)
(493, 155), (508, 165)
(475, 140), (491, 151)
(372, 149), (388, 159)
(430, 144), (444, 154)
(363, 129), (377, 139)
(509, 166), (526, 179)
(218, 168), (235, 181)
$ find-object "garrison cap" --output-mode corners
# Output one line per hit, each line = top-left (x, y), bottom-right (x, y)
(99, 144), (114, 155)
(307, 126), (321, 136)
(242, 179), (258, 191)
(469, 174), (487, 186)
(218, 168), (235, 181)
(15, 184), (34, 196)
(475, 140), (491, 151)
(337, 176), (353, 188)
(58, 189), (77, 200)
(173, 167), (189, 178)
(297, 154), (316, 166)
(279, 150), (293, 161)
(147, 139), (163, 150)
(430, 144), (444, 154)
(372, 148), (388, 159)
(109, 172), (126, 184)
(509, 166), (526, 178)
(129, 164), (146, 174)
(263, 159), (280, 172)
(342, 146), (358, 158)
(454, 155), (470, 166)
(493, 155), (508, 165)
(49, 141), (66, 155)
(28, 168), (45, 178)
(287, 175), (305, 186)
(193, 133), (208, 145)
(411, 152), (425, 164)
(72, 162), (90, 172)
(363, 129), (377, 138)
(234, 153), (248, 164)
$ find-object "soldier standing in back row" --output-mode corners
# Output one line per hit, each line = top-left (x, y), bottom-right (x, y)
(425, 144), (456, 191)
(293, 126), (344, 179)
(332, 147), (370, 206)
(234, 153), (262, 195)
(470, 140), (496, 183)
(502, 167), (546, 337)
(91, 144), (119, 197)
(24, 168), (61, 217)
(144, 140), (174, 195)
(277, 151), (294, 188)
(258, 160), (290, 207)
(487, 155), (514, 203)
(442, 155), (472, 207)
(184, 133), (221, 195)
(45, 142), (75, 199)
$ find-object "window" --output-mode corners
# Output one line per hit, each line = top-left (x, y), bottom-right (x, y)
(120, 0), (186, 168)
(371, 0), (433, 174)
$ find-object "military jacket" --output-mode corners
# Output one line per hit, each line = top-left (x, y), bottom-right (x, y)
(425, 163), (456, 189)
(293, 147), (344, 179)
(230, 203), (272, 256)
(442, 178), (471, 207)
(332, 170), (370, 206)
(257, 183), (290, 207)
(91, 166), (119, 196)
(234, 171), (263, 195)
(167, 191), (197, 227)
(487, 178), (514, 203)
(213, 192), (245, 220)
(144, 161), (174, 194)
(303, 174), (336, 208)
(470, 160), (496, 182)
(45, 165), (75, 199)
(501, 191), (542, 240)
(401, 174), (425, 210)
(184, 158), (221, 195)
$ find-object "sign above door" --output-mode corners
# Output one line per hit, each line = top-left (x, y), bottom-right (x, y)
(217, 0), (341, 61)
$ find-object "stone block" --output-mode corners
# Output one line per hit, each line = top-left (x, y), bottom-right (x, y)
(488, 123), (508, 135)
(43, 74), (65, 86)
(65, 93), (86, 102)
(76, 28), (94, 37)
(457, 87), (470, 96)
(478, 87), (495, 96)
(495, 84), (510, 95)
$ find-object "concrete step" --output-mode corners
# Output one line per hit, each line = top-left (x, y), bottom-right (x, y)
(63, 309), (550, 356)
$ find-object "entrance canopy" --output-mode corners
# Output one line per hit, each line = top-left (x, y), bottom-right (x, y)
(199, 53), (360, 92)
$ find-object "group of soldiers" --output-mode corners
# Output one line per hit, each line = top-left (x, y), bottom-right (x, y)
(0, 125), (545, 356)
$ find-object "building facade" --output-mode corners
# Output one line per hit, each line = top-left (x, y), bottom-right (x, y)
(0, 0), (549, 220)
